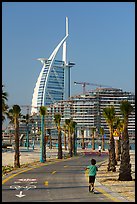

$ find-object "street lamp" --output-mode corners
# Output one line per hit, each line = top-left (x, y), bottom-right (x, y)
(31, 125), (35, 150)
(23, 114), (30, 151)
(26, 121), (29, 150)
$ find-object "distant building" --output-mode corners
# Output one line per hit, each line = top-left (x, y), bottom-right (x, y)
(31, 17), (75, 115)
(46, 88), (135, 141)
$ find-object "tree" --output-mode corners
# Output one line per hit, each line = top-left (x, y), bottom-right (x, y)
(40, 106), (47, 162)
(65, 119), (71, 156)
(54, 113), (62, 159)
(47, 129), (52, 149)
(65, 118), (76, 157)
(114, 117), (123, 161)
(118, 100), (133, 181)
(80, 128), (85, 149)
(63, 124), (67, 150)
(103, 106), (116, 172)
(8, 105), (21, 168)
(70, 121), (77, 155)
(91, 127), (96, 150)
(2, 85), (9, 123)
(100, 127), (105, 151)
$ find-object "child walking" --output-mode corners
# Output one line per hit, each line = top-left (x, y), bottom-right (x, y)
(85, 158), (98, 193)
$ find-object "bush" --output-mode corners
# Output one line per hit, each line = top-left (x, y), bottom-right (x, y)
(2, 165), (14, 176)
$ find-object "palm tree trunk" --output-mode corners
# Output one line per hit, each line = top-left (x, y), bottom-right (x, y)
(118, 140), (132, 180)
(68, 128), (72, 157)
(115, 139), (120, 161)
(73, 130), (77, 156)
(68, 130), (70, 153)
(119, 134), (122, 155)
(14, 119), (20, 168)
(81, 133), (85, 149)
(64, 131), (67, 150)
(118, 124), (132, 181)
(72, 133), (76, 155)
(58, 128), (62, 159)
(92, 134), (95, 150)
(40, 115), (45, 162)
(107, 129), (116, 172)
(69, 134), (73, 157)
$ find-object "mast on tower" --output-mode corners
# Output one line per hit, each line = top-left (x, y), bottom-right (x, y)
(62, 17), (68, 64)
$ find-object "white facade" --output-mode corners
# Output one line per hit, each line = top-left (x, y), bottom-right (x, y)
(31, 17), (75, 115)
(46, 88), (135, 139)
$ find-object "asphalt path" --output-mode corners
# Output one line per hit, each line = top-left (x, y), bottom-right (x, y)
(2, 154), (114, 202)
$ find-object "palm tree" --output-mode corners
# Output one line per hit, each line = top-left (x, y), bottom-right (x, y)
(103, 106), (116, 172)
(100, 127), (105, 151)
(47, 129), (52, 149)
(91, 127), (96, 150)
(54, 113), (62, 159)
(40, 106), (47, 162)
(118, 100), (133, 181)
(114, 117), (123, 161)
(63, 124), (67, 150)
(65, 118), (75, 157)
(81, 128), (85, 149)
(70, 121), (77, 156)
(74, 122), (78, 156)
(2, 85), (9, 123)
(8, 105), (21, 168)
(65, 119), (71, 156)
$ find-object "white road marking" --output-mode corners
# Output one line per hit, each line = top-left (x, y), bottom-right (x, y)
(24, 185), (36, 190)
(18, 178), (37, 181)
(16, 191), (26, 198)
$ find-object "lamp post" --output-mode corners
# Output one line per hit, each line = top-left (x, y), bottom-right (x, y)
(26, 122), (29, 150)
(31, 124), (35, 150)
(25, 114), (29, 151)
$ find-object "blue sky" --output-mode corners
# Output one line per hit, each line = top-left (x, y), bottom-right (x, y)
(2, 2), (135, 110)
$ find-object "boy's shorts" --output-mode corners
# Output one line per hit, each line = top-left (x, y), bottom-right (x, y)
(89, 176), (95, 183)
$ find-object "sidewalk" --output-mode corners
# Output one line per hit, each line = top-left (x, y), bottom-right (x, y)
(96, 150), (135, 202)
(2, 147), (135, 202)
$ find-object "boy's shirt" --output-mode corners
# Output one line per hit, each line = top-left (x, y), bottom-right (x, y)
(87, 165), (98, 176)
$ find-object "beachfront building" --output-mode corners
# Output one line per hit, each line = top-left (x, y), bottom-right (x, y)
(46, 88), (135, 144)
(31, 17), (75, 115)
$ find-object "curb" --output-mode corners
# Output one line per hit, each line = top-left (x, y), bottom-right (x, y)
(95, 180), (129, 202)
(85, 167), (129, 202)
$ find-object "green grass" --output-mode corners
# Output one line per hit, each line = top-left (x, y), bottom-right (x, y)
(2, 161), (39, 176)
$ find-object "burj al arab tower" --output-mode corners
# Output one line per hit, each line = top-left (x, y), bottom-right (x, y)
(31, 17), (75, 115)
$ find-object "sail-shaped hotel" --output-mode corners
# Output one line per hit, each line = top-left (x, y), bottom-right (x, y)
(31, 17), (75, 115)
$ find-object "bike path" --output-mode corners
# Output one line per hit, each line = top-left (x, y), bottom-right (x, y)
(2, 155), (129, 202)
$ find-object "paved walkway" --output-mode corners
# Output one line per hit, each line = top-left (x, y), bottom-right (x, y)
(2, 146), (135, 202)
(96, 150), (135, 202)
